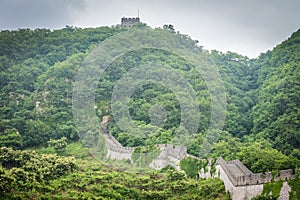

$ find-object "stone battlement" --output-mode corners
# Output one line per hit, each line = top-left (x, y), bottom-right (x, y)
(216, 157), (297, 187)
(149, 144), (187, 170)
(100, 116), (188, 167)
(121, 17), (140, 28)
(103, 134), (135, 153)
(121, 17), (140, 22)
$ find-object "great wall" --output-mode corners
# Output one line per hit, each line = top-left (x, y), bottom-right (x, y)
(99, 116), (189, 172)
(216, 157), (297, 186)
(100, 115), (187, 169)
(100, 116), (298, 199)
(213, 157), (298, 200)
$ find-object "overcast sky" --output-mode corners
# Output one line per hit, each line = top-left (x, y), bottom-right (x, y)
(1, 0), (300, 58)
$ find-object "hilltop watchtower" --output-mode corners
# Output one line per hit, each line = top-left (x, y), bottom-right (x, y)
(121, 17), (140, 28)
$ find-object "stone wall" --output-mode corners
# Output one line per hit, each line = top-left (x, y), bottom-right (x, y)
(103, 132), (135, 162)
(216, 157), (296, 187)
(216, 164), (263, 200)
(214, 157), (300, 200)
(101, 116), (135, 161)
(100, 116), (188, 168)
(150, 144), (187, 170)
(226, 159), (253, 175)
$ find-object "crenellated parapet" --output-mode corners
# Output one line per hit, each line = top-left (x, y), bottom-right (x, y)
(216, 157), (298, 187)
(121, 17), (140, 28)
(104, 134), (135, 153)
(150, 144), (188, 170)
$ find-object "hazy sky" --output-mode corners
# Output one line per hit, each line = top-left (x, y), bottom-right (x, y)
(1, 0), (300, 58)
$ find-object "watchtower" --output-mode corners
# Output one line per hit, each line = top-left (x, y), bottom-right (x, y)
(121, 17), (140, 28)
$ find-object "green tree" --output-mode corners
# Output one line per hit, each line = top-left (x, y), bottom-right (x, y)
(47, 137), (68, 155)
(0, 128), (23, 149)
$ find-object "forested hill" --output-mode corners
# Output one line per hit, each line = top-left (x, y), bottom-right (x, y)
(0, 25), (299, 173)
(0, 26), (125, 147)
(252, 29), (300, 155)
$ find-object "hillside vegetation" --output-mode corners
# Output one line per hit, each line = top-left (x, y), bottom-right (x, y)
(0, 144), (229, 199)
(0, 24), (299, 198)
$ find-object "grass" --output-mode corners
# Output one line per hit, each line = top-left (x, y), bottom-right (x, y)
(36, 141), (90, 158)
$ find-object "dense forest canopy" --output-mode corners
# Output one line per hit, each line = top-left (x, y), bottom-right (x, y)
(0, 24), (299, 198)
(1, 25), (300, 168)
